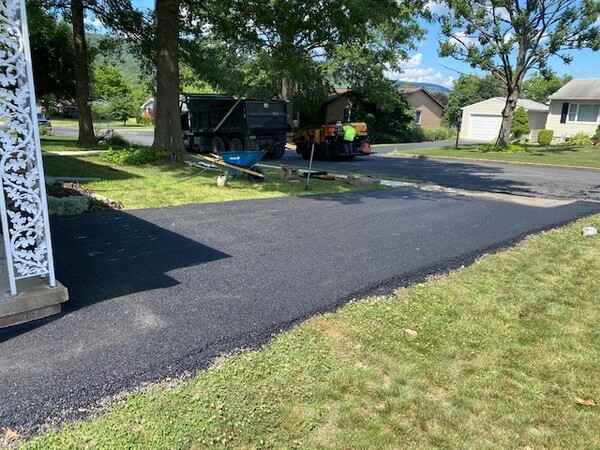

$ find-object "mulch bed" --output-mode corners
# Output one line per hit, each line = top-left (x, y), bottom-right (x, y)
(46, 182), (124, 211)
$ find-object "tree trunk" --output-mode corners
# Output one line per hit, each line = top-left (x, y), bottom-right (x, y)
(152, 0), (185, 160)
(71, 0), (96, 147)
(281, 77), (292, 126)
(497, 88), (519, 148)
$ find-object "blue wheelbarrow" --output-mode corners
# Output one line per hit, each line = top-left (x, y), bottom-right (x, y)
(196, 151), (267, 181)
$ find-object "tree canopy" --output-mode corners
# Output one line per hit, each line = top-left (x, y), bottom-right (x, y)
(443, 73), (506, 125)
(438, 0), (600, 146)
(521, 71), (573, 104)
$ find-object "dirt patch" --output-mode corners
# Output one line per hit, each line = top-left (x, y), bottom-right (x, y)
(46, 182), (124, 211)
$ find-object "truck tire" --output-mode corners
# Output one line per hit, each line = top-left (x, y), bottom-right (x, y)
(229, 138), (243, 152)
(211, 137), (226, 154)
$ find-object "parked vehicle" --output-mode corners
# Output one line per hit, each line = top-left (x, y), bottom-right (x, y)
(293, 122), (372, 160)
(181, 94), (289, 159)
(36, 113), (52, 131)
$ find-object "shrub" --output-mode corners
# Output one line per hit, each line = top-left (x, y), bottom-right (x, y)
(538, 129), (553, 146)
(511, 106), (531, 138)
(592, 125), (600, 146)
(479, 143), (500, 152)
(421, 127), (457, 141)
(504, 144), (525, 153)
(105, 133), (130, 148)
(100, 146), (170, 165)
(39, 124), (52, 136)
(567, 131), (593, 147)
(136, 116), (154, 126)
(47, 195), (90, 215)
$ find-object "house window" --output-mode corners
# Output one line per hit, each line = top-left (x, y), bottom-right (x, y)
(415, 110), (422, 126)
(567, 104), (600, 123)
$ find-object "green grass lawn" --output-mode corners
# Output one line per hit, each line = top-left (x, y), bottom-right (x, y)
(392, 144), (600, 169)
(50, 117), (154, 130)
(42, 154), (382, 209)
(41, 136), (108, 152)
(20, 214), (600, 449)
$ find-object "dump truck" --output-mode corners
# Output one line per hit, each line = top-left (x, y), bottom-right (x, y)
(292, 122), (372, 160)
(181, 94), (289, 159)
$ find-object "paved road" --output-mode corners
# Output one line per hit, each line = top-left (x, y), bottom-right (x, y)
(284, 151), (600, 202)
(1, 189), (599, 434)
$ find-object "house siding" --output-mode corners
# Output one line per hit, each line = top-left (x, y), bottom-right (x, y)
(546, 100), (600, 142)
(460, 99), (504, 139)
(324, 97), (353, 124)
(460, 98), (548, 141)
(405, 91), (443, 128)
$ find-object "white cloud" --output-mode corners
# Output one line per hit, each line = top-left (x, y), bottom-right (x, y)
(387, 53), (454, 88)
(452, 31), (479, 47)
(426, 0), (451, 16)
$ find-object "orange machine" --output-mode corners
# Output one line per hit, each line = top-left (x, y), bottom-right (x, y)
(293, 122), (372, 160)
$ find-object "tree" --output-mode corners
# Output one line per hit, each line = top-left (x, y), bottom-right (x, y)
(521, 71), (573, 104)
(190, 0), (427, 119)
(443, 73), (505, 125)
(510, 106), (530, 139)
(152, 0), (184, 159)
(26, 1), (75, 106)
(431, 91), (449, 108)
(91, 65), (131, 100)
(438, 0), (600, 147)
(71, 0), (96, 146)
(110, 96), (139, 125)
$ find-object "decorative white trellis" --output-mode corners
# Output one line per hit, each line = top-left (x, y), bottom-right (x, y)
(0, 0), (56, 295)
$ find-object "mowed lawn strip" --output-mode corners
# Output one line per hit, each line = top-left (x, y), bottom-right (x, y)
(21, 214), (600, 449)
(391, 144), (600, 169)
(42, 154), (382, 209)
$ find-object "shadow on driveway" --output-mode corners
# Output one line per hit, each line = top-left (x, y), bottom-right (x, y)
(0, 210), (230, 341)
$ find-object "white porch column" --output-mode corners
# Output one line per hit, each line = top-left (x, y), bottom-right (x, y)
(0, 0), (67, 327)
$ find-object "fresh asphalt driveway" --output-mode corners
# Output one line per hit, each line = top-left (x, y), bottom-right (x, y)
(1, 187), (599, 435)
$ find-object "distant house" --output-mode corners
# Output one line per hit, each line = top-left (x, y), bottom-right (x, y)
(322, 87), (444, 128)
(141, 98), (155, 118)
(397, 87), (444, 128)
(460, 98), (549, 141)
(54, 99), (77, 117)
(545, 79), (600, 143)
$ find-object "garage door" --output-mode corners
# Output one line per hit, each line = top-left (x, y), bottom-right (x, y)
(469, 114), (502, 140)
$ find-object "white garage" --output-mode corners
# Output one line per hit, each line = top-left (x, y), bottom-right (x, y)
(460, 98), (549, 142)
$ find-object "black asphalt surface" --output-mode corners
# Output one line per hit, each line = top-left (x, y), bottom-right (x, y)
(286, 151), (600, 202)
(1, 188), (599, 434)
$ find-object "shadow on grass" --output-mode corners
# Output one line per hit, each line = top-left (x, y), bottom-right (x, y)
(42, 154), (140, 181)
(528, 145), (582, 155)
(41, 136), (106, 152)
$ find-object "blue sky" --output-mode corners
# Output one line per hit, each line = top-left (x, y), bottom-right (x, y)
(129, 0), (599, 89)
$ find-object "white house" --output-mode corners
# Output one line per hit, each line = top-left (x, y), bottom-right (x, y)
(546, 79), (600, 143)
(460, 97), (549, 141)
(140, 98), (155, 118)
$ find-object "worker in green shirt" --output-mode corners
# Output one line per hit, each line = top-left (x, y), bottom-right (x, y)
(342, 123), (356, 154)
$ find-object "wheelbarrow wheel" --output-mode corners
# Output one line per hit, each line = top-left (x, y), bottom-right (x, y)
(211, 137), (226, 154)
(249, 166), (265, 182)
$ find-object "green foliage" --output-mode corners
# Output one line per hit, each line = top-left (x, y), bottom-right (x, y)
(511, 106), (531, 138)
(91, 65), (131, 100)
(443, 74), (506, 126)
(521, 71), (573, 104)
(347, 79), (414, 139)
(39, 125), (53, 136)
(27, 1), (75, 101)
(136, 116), (154, 125)
(184, 0), (427, 119)
(504, 144), (526, 153)
(92, 102), (112, 122)
(47, 195), (90, 215)
(593, 126), (600, 146)
(109, 96), (139, 125)
(538, 129), (554, 145)
(479, 143), (525, 153)
(106, 133), (131, 148)
(479, 143), (500, 153)
(567, 132), (593, 147)
(99, 147), (170, 165)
